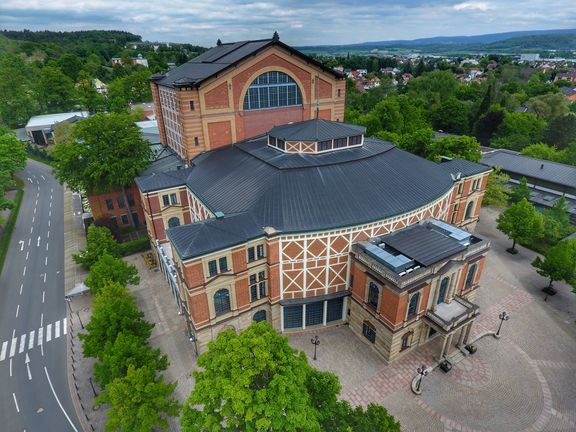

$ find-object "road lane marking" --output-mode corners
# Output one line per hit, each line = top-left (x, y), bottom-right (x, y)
(63, 318), (67, 335)
(12, 329), (15, 339)
(16, 304), (19, 317)
(28, 238), (31, 246)
(25, 251), (29, 261)
(51, 188), (53, 193)
(46, 243), (49, 251)
(28, 330), (35, 349)
(9, 338), (17, 357)
(45, 367), (79, 432)
(48, 220), (51, 227)
(22, 266), (26, 276)
(37, 236), (40, 247)
(27, 178), (32, 183)
(32, 216), (35, 223)
(36, 192), (39, 198)
(25, 353), (32, 380)
(47, 230), (50, 238)
(46, 324), (52, 342)
(41, 175), (45, 180)
(49, 202), (52, 208)
(10, 358), (13, 376)
(42, 291), (45, 303)
(38, 327), (43, 345)
(45, 256), (48, 266)
(40, 343), (44, 357)
(19, 240), (24, 251)
(35, 199), (38, 205)
(55, 321), (60, 338)
(43, 273), (46, 283)
(40, 313), (44, 327)
(30, 226), (33, 233)
(49, 210), (51, 217)
(20, 283), (23, 294)
(12, 393), (19, 413)
(19, 334), (26, 353)
(0, 341), (7, 361)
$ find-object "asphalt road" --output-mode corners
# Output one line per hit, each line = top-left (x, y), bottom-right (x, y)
(0, 160), (80, 432)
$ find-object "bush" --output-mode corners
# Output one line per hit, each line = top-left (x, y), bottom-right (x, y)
(119, 237), (151, 256)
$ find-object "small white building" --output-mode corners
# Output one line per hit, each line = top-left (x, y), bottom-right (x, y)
(25, 112), (88, 146)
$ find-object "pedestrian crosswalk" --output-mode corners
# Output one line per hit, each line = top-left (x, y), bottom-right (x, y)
(0, 318), (67, 362)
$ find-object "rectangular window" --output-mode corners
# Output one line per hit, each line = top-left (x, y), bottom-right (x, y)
(362, 322), (376, 343)
(117, 196), (125, 209)
(218, 257), (228, 273)
(256, 244), (265, 260)
(349, 135), (362, 145)
(334, 137), (348, 148)
(190, 100), (195, 111)
(121, 214), (129, 225)
(194, 137), (199, 147)
(306, 301), (324, 327)
(457, 183), (463, 194)
(247, 247), (255, 262)
(349, 274), (354, 289)
(327, 297), (344, 322)
(109, 216), (118, 229)
(283, 305), (303, 329)
(127, 194), (135, 207)
(337, 89), (341, 97)
(208, 260), (217, 277)
(451, 204), (459, 224)
(105, 199), (114, 211)
(250, 274), (258, 301)
(401, 334), (411, 350)
(249, 272), (267, 301)
(170, 193), (178, 205)
(318, 140), (332, 151)
(162, 195), (170, 206)
(277, 139), (285, 151)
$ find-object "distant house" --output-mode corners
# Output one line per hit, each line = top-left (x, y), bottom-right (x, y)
(554, 71), (576, 85)
(111, 54), (149, 68)
(93, 78), (108, 95)
(25, 112), (88, 146)
(130, 102), (156, 120)
(519, 53), (540, 62)
(481, 149), (576, 224)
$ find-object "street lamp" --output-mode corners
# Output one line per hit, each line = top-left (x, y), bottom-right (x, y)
(310, 335), (320, 361)
(416, 365), (429, 392)
(496, 311), (509, 336)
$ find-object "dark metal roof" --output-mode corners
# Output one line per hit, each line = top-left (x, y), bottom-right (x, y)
(268, 119), (365, 142)
(138, 131), (458, 260)
(382, 224), (466, 267)
(153, 38), (344, 89)
(481, 149), (576, 189)
(437, 158), (491, 178)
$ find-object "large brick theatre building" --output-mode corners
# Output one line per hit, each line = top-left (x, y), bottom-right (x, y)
(137, 34), (491, 363)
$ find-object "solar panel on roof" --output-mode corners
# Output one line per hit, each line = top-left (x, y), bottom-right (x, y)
(428, 220), (471, 245)
(363, 243), (415, 273)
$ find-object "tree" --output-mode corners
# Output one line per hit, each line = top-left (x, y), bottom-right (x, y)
(76, 71), (106, 113)
(428, 97), (470, 135)
(497, 198), (544, 253)
(57, 53), (84, 81)
(80, 281), (154, 359)
(52, 121), (73, 144)
(0, 128), (27, 213)
(96, 365), (180, 432)
(542, 197), (573, 244)
(52, 112), (152, 226)
(526, 93), (568, 122)
(84, 253), (140, 294)
(492, 112), (546, 151)
(0, 54), (36, 128)
(73, 225), (120, 269)
(482, 167), (510, 207)
(427, 135), (481, 162)
(35, 66), (77, 113)
(94, 332), (168, 388)
(474, 109), (504, 147)
(181, 322), (400, 432)
(407, 70), (458, 106)
(544, 113), (576, 149)
(532, 239), (576, 292)
(510, 177), (530, 204)
(520, 143), (565, 163)
(394, 127), (435, 158)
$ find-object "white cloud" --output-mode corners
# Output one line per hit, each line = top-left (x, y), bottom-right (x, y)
(453, 1), (492, 12)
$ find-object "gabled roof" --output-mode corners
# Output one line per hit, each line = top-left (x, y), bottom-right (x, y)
(151, 37), (344, 89)
(268, 119), (365, 142)
(481, 149), (576, 189)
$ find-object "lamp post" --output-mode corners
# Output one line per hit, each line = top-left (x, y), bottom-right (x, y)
(496, 311), (509, 336)
(416, 365), (429, 392)
(310, 335), (320, 361)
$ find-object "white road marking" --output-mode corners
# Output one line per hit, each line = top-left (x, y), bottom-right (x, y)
(25, 251), (29, 261)
(35, 199), (37, 205)
(46, 324), (52, 342)
(33, 207), (36, 214)
(42, 291), (45, 303)
(45, 367), (79, 432)
(49, 210), (51, 217)
(0, 341), (7, 361)
(55, 321), (60, 339)
(28, 330), (35, 349)
(45, 256), (48, 266)
(28, 238), (31, 246)
(15, 304), (19, 317)
(36, 192), (39, 198)
(47, 230), (50, 238)
(9, 338), (17, 358)
(10, 358), (13, 376)
(43, 273), (46, 283)
(49, 202), (52, 208)
(40, 313), (44, 327)
(19, 240), (24, 251)
(32, 216), (35, 223)
(12, 329), (15, 339)
(48, 220), (50, 227)
(12, 393), (19, 413)
(38, 327), (43, 345)
(63, 318), (67, 335)
(40, 343), (44, 357)
(41, 175), (45, 180)
(18, 334), (26, 353)
(20, 283), (23, 294)
(37, 236), (40, 247)
(46, 243), (49, 251)
(25, 353), (32, 380)
(30, 226), (33, 233)
(51, 188), (53, 193)
(27, 178), (32, 183)
(22, 266), (26, 276)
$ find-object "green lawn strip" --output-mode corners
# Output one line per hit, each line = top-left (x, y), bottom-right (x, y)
(26, 153), (55, 167)
(0, 187), (24, 276)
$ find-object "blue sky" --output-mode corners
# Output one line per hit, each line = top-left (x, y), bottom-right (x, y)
(1, 1), (574, 47)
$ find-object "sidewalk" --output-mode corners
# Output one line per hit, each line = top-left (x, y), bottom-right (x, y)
(63, 188), (196, 431)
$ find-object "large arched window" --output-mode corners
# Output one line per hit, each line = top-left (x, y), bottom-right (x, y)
(168, 217), (180, 228)
(243, 71), (302, 111)
(408, 292), (420, 318)
(437, 277), (449, 304)
(465, 201), (475, 220)
(214, 289), (231, 316)
(253, 310), (267, 322)
(367, 282), (380, 309)
(465, 264), (477, 287)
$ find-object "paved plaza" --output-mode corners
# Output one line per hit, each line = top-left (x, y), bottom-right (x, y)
(67, 206), (576, 432)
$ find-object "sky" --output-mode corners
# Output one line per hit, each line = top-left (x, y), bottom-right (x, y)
(1, 0), (575, 47)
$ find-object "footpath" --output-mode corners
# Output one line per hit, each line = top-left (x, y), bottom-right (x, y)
(63, 187), (196, 431)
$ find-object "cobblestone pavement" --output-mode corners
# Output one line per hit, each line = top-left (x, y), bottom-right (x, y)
(289, 207), (576, 432)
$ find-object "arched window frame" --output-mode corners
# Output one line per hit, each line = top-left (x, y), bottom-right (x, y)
(465, 263), (477, 288)
(401, 331), (413, 351)
(437, 277), (449, 305)
(214, 289), (231, 316)
(168, 217), (180, 228)
(367, 282), (380, 310)
(253, 310), (267, 322)
(243, 71), (302, 111)
(465, 200), (475, 220)
(407, 292), (420, 318)
(362, 320), (376, 343)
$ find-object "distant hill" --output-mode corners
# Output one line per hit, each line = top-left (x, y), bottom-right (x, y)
(360, 28), (576, 46)
(0, 29), (140, 46)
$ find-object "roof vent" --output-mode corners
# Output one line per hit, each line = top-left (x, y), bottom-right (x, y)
(216, 38), (222, 46)
(214, 211), (225, 218)
(540, 163), (544, 169)
(263, 226), (278, 236)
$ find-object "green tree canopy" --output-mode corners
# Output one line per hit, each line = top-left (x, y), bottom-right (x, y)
(428, 97), (470, 135)
(84, 253), (140, 294)
(510, 177), (531, 204)
(532, 239), (576, 291)
(427, 135), (481, 162)
(520, 143), (566, 163)
(94, 332), (168, 388)
(526, 93), (569, 122)
(492, 111), (546, 151)
(541, 197), (574, 244)
(73, 225), (120, 269)
(52, 112), (152, 193)
(0, 54), (36, 128)
(497, 198), (544, 253)
(96, 365), (180, 432)
(0, 127), (27, 175)
(407, 70), (459, 106)
(35, 65), (77, 113)
(482, 167), (510, 208)
(80, 281), (154, 359)
(544, 113), (576, 149)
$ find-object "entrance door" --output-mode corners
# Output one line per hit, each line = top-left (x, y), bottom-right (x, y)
(437, 277), (449, 304)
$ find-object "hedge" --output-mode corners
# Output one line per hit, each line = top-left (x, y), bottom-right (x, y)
(119, 237), (151, 256)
